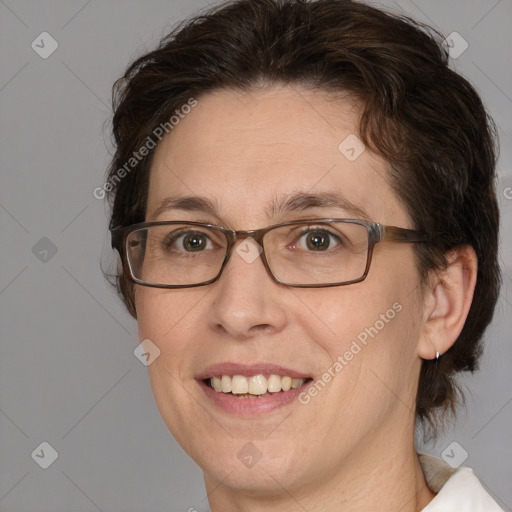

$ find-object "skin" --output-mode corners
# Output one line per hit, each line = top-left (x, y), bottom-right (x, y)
(134, 85), (477, 511)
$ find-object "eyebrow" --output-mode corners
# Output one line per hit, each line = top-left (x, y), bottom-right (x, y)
(149, 191), (370, 221)
(267, 191), (370, 220)
(149, 195), (218, 220)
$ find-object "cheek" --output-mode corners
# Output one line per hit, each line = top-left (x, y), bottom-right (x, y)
(135, 288), (204, 436)
(292, 261), (422, 395)
(294, 284), (402, 352)
(298, 290), (419, 419)
(135, 287), (203, 347)
(135, 287), (208, 401)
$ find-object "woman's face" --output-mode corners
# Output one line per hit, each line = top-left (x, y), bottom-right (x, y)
(136, 85), (426, 496)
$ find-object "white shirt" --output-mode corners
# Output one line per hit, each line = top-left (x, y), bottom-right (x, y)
(419, 454), (504, 511)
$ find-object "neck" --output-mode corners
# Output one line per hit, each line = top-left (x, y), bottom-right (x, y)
(205, 425), (435, 512)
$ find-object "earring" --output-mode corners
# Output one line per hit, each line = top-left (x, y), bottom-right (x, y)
(436, 351), (440, 362)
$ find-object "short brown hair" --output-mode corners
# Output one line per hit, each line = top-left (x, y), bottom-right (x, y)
(105, 0), (501, 436)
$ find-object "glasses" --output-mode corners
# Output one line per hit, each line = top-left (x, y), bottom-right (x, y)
(110, 219), (430, 289)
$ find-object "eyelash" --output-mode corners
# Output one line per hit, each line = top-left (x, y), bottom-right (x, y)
(291, 226), (344, 248)
(155, 224), (348, 254)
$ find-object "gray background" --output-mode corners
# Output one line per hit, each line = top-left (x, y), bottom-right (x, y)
(0, 0), (511, 511)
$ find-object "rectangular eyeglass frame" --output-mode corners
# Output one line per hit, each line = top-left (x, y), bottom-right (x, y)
(110, 219), (430, 289)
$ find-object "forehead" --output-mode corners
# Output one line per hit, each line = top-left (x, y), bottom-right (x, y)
(147, 85), (409, 228)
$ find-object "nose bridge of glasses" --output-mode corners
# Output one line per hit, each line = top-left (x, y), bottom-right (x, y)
(214, 227), (278, 287)
(225, 227), (268, 247)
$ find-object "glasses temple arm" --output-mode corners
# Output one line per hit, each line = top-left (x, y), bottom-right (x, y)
(379, 224), (430, 242)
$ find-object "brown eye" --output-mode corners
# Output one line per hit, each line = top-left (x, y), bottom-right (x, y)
(305, 232), (330, 251)
(164, 231), (213, 252)
(296, 229), (341, 251)
(182, 233), (208, 251)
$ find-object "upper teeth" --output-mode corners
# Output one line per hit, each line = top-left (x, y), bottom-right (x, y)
(210, 375), (306, 395)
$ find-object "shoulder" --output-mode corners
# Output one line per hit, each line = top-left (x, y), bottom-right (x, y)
(419, 453), (505, 511)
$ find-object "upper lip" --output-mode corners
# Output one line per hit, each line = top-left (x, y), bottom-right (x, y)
(196, 362), (312, 380)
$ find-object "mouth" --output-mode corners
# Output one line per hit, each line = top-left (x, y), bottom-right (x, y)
(196, 363), (313, 415)
(204, 374), (311, 398)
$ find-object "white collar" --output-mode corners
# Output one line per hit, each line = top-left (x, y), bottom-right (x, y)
(419, 453), (504, 511)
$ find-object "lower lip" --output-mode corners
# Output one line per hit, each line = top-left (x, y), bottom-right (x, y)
(198, 380), (308, 415)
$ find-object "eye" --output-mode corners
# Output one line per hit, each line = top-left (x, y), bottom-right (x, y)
(165, 231), (214, 252)
(295, 228), (342, 251)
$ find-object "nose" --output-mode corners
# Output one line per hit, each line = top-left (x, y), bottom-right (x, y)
(206, 238), (288, 340)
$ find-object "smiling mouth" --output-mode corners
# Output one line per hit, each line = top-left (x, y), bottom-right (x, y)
(204, 374), (312, 398)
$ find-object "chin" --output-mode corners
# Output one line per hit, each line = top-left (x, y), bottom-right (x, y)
(200, 447), (308, 497)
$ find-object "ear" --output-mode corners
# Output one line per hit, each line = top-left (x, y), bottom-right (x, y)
(417, 245), (478, 360)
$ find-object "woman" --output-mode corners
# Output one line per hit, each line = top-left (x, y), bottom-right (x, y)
(105, 0), (503, 509)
